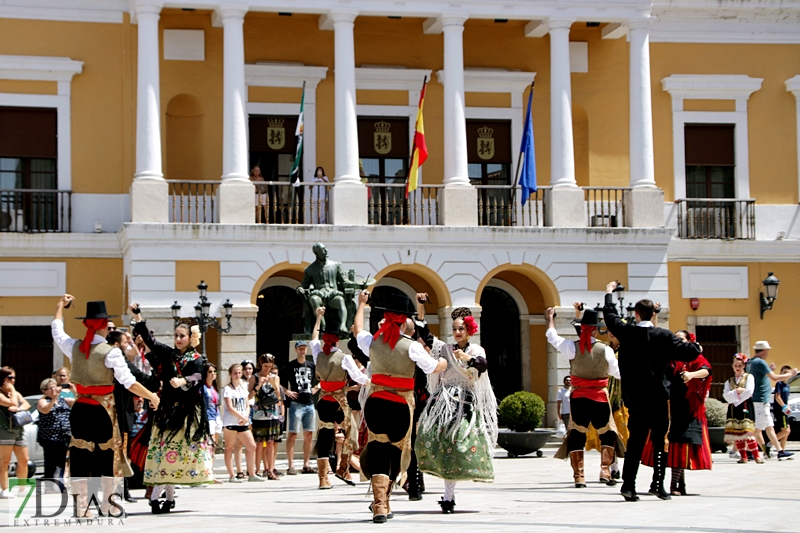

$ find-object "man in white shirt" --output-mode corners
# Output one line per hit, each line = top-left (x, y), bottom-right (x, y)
(353, 291), (446, 524)
(51, 295), (159, 517)
(546, 307), (624, 489)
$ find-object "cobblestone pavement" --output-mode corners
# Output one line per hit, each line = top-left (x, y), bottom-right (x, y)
(6, 444), (799, 532)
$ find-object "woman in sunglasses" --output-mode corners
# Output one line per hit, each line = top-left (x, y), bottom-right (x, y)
(0, 366), (31, 498)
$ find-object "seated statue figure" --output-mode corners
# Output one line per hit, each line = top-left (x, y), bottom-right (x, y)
(297, 242), (358, 336)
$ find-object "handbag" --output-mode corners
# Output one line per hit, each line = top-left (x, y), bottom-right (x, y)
(556, 419), (566, 439)
(1, 406), (33, 428)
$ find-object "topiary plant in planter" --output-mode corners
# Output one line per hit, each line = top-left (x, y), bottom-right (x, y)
(705, 397), (728, 453)
(497, 391), (552, 458)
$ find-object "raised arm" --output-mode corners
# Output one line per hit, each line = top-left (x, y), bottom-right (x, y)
(353, 290), (369, 336)
(602, 284), (627, 338)
(311, 307), (325, 342)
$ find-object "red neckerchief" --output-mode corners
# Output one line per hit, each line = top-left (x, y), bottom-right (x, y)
(579, 325), (596, 354)
(322, 333), (340, 355)
(373, 312), (407, 349)
(80, 318), (108, 358)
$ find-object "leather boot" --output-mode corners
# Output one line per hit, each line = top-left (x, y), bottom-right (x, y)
(335, 454), (356, 486)
(70, 479), (94, 518)
(569, 451), (586, 488)
(370, 475), (390, 524)
(385, 478), (395, 519)
(648, 451), (672, 500)
(317, 459), (332, 489)
(99, 476), (122, 517)
(406, 464), (423, 501)
(600, 446), (617, 486)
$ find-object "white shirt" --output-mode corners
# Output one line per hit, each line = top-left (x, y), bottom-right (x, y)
(309, 339), (368, 385)
(723, 373), (755, 407)
(356, 330), (438, 375)
(51, 319), (136, 389)
(557, 387), (572, 414)
(545, 327), (621, 380)
(637, 321), (654, 328)
(222, 382), (250, 427)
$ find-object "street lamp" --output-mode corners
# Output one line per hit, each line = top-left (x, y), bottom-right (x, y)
(626, 302), (635, 319)
(173, 280), (234, 354)
(612, 282), (626, 316)
(760, 272), (780, 319)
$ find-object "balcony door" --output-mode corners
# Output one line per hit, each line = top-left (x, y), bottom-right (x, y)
(249, 115), (301, 223)
(0, 107), (58, 232)
(358, 117), (409, 225)
(467, 120), (512, 226)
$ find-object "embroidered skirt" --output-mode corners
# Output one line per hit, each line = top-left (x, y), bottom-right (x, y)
(143, 421), (213, 486)
(415, 410), (494, 483)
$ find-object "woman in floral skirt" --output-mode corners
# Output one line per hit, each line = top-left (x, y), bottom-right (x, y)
(722, 353), (761, 463)
(415, 307), (498, 514)
(129, 304), (214, 514)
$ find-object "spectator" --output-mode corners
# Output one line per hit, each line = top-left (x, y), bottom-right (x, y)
(557, 376), (572, 432)
(203, 363), (223, 484)
(55, 367), (76, 402)
(746, 341), (797, 460)
(36, 378), (72, 485)
(0, 366), (31, 498)
(222, 364), (263, 483)
(280, 341), (320, 475)
(250, 166), (268, 223)
(311, 167), (329, 224)
(723, 353), (760, 463)
(772, 365), (793, 452)
(232, 359), (257, 480)
(251, 354), (284, 480)
(131, 397), (146, 437)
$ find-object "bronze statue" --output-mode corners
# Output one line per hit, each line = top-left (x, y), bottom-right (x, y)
(297, 242), (374, 336)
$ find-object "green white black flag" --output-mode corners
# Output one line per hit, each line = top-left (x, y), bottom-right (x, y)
(291, 82), (305, 187)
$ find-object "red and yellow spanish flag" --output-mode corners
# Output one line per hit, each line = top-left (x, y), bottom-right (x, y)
(406, 78), (428, 197)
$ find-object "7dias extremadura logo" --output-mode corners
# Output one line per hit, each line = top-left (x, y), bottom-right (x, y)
(7, 478), (126, 527)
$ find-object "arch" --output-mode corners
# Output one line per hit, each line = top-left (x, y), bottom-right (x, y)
(374, 277), (416, 302)
(373, 263), (452, 309)
(166, 93), (204, 180)
(487, 278), (529, 315)
(250, 262), (309, 305)
(475, 263), (559, 309)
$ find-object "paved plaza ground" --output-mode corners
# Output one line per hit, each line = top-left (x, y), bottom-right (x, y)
(8, 443), (797, 532)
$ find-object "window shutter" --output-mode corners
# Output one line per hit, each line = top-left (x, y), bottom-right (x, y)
(0, 107), (57, 158)
(684, 124), (734, 166)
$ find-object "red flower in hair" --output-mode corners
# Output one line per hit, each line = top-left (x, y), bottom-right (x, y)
(688, 333), (697, 343)
(463, 316), (479, 336)
(734, 352), (749, 364)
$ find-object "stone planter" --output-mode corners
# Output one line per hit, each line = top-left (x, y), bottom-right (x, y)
(497, 429), (555, 458)
(707, 426), (727, 453)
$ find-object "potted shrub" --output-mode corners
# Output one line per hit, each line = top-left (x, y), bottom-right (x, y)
(496, 391), (553, 457)
(705, 397), (728, 453)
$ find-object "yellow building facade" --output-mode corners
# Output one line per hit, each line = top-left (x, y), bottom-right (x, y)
(1, 0), (799, 424)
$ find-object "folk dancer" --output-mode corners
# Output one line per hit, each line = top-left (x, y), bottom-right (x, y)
(722, 353), (761, 463)
(415, 307), (498, 514)
(353, 291), (446, 524)
(309, 306), (367, 488)
(51, 295), (160, 517)
(546, 307), (624, 488)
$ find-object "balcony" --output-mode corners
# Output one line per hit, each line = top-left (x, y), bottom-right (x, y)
(0, 189), (71, 233)
(675, 198), (756, 240)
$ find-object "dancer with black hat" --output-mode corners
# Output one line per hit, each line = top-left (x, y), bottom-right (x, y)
(51, 295), (160, 517)
(309, 306), (367, 489)
(353, 291), (446, 523)
(546, 306), (624, 488)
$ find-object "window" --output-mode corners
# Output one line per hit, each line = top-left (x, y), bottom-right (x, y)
(1, 326), (53, 396)
(249, 115), (301, 223)
(467, 120), (513, 226)
(684, 124), (735, 199)
(358, 117), (409, 225)
(0, 107), (58, 231)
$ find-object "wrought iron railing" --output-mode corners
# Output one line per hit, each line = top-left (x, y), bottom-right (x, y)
(584, 187), (628, 228)
(0, 189), (71, 233)
(675, 198), (756, 240)
(366, 183), (441, 225)
(475, 185), (549, 227)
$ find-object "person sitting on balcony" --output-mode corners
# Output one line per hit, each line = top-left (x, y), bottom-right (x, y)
(250, 166), (268, 223)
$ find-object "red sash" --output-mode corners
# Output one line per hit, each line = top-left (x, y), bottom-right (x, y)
(570, 376), (609, 402)
(372, 374), (414, 390)
(75, 384), (114, 405)
(320, 380), (346, 392)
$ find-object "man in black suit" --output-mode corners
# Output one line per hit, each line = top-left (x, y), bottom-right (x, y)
(602, 281), (702, 502)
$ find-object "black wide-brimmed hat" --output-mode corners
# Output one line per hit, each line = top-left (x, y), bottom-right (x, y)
(75, 301), (119, 320)
(373, 294), (416, 316)
(577, 309), (603, 327)
(320, 323), (347, 339)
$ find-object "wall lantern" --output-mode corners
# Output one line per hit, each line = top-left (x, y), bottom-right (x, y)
(760, 272), (780, 319)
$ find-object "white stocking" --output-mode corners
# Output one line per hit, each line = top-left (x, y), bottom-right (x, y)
(443, 481), (456, 502)
(164, 485), (175, 501)
(150, 485), (165, 501)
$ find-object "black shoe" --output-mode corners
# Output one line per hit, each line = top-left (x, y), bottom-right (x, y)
(438, 498), (456, 514)
(160, 500), (175, 514)
(649, 451), (672, 500)
(373, 514), (387, 524)
(620, 487), (639, 502)
(150, 500), (163, 515)
(611, 469), (621, 480)
(407, 487), (422, 501)
(123, 490), (136, 504)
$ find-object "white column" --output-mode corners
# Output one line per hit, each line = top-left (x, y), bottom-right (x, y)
(329, 9), (367, 225)
(547, 18), (576, 188)
(628, 19), (656, 188)
(130, 1), (168, 223)
(332, 10), (360, 184)
(543, 18), (585, 227)
(622, 17), (664, 228)
(442, 15), (469, 186)
(218, 4), (253, 223)
(786, 76), (800, 204)
(437, 14), (477, 226)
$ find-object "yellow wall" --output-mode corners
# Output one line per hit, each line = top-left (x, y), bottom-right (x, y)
(651, 43), (800, 202)
(0, 258), (124, 340)
(0, 80), (57, 95)
(668, 261), (800, 370)
(175, 261), (220, 292)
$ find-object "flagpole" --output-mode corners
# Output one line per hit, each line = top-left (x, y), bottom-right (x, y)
(406, 75), (427, 202)
(511, 80), (535, 218)
(290, 81), (306, 222)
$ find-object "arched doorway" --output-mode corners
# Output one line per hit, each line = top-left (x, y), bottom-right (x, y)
(479, 286), (521, 402)
(256, 285), (304, 370)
